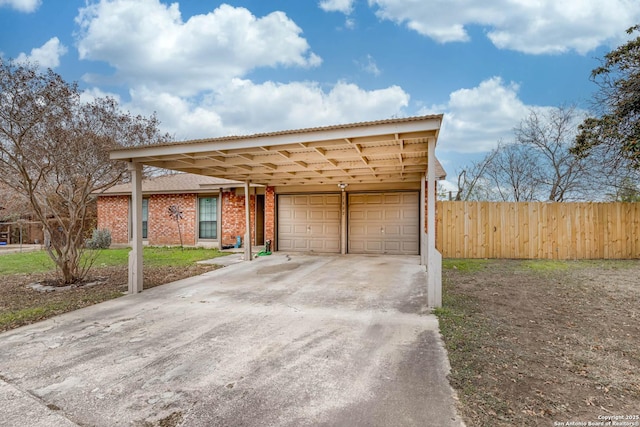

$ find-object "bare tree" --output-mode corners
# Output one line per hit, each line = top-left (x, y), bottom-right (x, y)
(455, 139), (543, 202)
(456, 107), (607, 202)
(454, 149), (499, 201)
(483, 142), (542, 201)
(0, 59), (170, 283)
(515, 106), (588, 201)
(0, 182), (30, 221)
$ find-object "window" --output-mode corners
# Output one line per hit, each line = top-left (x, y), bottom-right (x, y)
(142, 198), (149, 239)
(199, 197), (217, 239)
(129, 197), (150, 240)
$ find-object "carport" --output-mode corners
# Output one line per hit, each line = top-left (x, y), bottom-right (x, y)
(110, 115), (446, 306)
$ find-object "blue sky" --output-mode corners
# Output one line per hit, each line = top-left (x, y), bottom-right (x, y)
(1, 0), (639, 189)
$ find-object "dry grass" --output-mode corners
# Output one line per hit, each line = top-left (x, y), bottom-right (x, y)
(0, 259), (222, 332)
(436, 259), (640, 426)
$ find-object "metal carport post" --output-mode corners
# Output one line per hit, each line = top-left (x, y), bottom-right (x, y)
(128, 162), (143, 294)
(427, 138), (442, 307)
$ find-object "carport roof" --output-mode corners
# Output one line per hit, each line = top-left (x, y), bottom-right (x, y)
(110, 115), (446, 186)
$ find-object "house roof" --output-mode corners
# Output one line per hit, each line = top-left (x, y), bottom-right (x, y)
(100, 173), (247, 196)
(110, 115), (446, 186)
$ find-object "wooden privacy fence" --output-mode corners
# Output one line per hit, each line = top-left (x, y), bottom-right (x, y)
(436, 201), (640, 259)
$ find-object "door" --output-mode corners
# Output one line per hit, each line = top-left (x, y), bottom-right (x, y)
(277, 194), (341, 253)
(255, 194), (265, 246)
(348, 192), (419, 255)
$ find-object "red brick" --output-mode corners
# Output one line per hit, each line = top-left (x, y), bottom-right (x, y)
(97, 186), (277, 247)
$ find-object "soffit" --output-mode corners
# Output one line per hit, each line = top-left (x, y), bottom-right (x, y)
(110, 115), (446, 186)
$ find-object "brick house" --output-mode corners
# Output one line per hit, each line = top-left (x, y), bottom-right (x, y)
(109, 115), (447, 306)
(97, 173), (273, 248)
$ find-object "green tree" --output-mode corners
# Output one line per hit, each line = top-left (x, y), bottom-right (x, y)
(611, 177), (640, 201)
(0, 59), (171, 283)
(574, 25), (640, 169)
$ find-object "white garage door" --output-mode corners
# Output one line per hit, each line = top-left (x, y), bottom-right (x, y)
(277, 194), (341, 253)
(348, 192), (419, 255)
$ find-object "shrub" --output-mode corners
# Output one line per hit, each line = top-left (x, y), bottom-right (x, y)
(86, 228), (112, 250)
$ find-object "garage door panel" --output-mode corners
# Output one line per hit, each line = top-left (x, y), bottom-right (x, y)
(349, 240), (364, 252)
(348, 192), (419, 255)
(279, 225), (293, 234)
(366, 225), (382, 234)
(403, 225), (418, 233)
(294, 240), (309, 250)
(278, 194), (340, 253)
(402, 193), (419, 202)
(293, 224), (308, 234)
(349, 210), (365, 220)
(403, 241), (419, 252)
(384, 194), (401, 203)
(292, 210), (307, 220)
(325, 210), (340, 221)
(384, 209), (401, 220)
(403, 209), (419, 219)
(365, 241), (383, 252)
(367, 210), (383, 221)
(349, 195), (367, 204)
(325, 224), (340, 234)
(385, 225), (401, 236)
(384, 241), (401, 252)
(308, 210), (325, 220)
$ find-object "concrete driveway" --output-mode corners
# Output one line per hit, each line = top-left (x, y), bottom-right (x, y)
(0, 254), (464, 427)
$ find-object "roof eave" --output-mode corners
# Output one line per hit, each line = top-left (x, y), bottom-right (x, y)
(110, 115), (442, 161)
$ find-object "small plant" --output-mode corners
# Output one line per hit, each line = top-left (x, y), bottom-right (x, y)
(86, 228), (112, 250)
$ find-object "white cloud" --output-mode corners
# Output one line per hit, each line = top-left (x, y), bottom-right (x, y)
(16, 37), (67, 69)
(0, 0), (40, 13)
(420, 77), (534, 153)
(75, 0), (321, 95)
(345, 18), (356, 29)
(79, 87), (122, 105)
(319, 0), (355, 14)
(369, 0), (640, 54)
(124, 80), (410, 140)
(359, 54), (381, 76)
(74, 1), (409, 144)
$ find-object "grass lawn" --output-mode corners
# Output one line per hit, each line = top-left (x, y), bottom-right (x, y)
(436, 258), (640, 427)
(0, 246), (227, 275)
(0, 247), (229, 332)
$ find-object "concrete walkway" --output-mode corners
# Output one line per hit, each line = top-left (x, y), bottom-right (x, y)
(0, 254), (464, 427)
(0, 244), (42, 255)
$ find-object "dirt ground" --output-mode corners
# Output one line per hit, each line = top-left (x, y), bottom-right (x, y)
(0, 264), (218, 332)
(440, 259), (640, 427)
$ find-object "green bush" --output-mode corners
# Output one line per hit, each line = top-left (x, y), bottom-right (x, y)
(86, 228), (112, 250)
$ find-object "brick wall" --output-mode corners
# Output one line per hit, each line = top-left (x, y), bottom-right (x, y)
(97, 194), (198, 245)
(97, 195), (129, 244)
(98, 187), (277, 248)
(148, 194), (197, 246)
(265, 186), (275, 244)
(221, 190), (255, 247)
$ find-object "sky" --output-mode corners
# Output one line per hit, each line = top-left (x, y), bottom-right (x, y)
(1, 0), (639, 191)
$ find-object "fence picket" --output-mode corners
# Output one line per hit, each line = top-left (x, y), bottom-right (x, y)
(436, 201), (640, 259)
